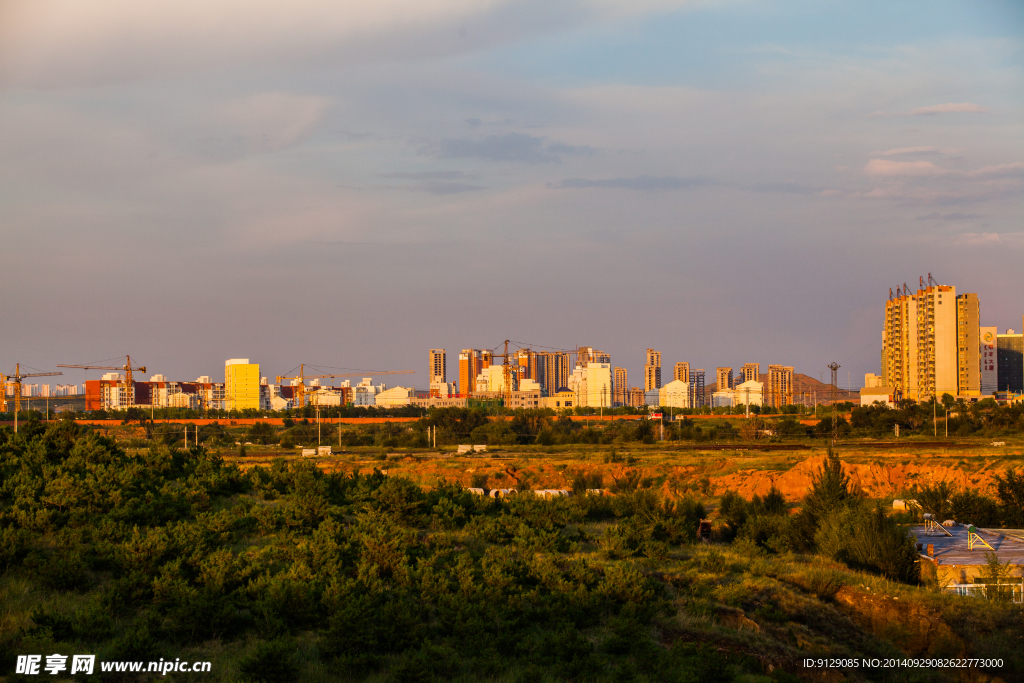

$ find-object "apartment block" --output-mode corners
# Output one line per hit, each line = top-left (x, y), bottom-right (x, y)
(741, 363), (760, 384)
(766, 365), (794, 408)
(956, 295), (980, 396)
(537, 351), (571, 396)
(429, 349), (446, 384)
(997, 330), (1023, 394)
(673, 362), (690, 384)
(882, 280), (980, 401)
(981, 327), (998, 395)
(459, 349), (482, 398)
(692, 369), (705, 407)
(644, 349), (662, 391)
(613, 367), (628, 405)
(225, 359), (261, 411)
(716, 367), (733, 392)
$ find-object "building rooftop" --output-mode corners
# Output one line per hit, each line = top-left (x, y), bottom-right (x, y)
(912, 524), (1024, 566)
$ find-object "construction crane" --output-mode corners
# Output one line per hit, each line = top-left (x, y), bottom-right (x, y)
(486, 340), (515, 405)
(275, 364), (415, 409)
(58, 355), (146, 410)
(2, 363), (63, 433)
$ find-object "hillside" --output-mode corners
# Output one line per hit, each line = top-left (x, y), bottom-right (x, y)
(706, 372), (860, 403)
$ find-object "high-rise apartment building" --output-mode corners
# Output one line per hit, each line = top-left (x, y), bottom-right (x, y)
(716, 367), (733, 392)
(997, 330), (1023, 394)
(577, 346), (610, 365)
(692, 369), (705, 407)
(766, 365), (794, 408)
(613, 367), (628, 405)
(459, 349), (482, 397)
(429, 349), (446, 384)
(481, 349), (492, 370)
(674, 362), (689, 384)
(981, 327), (998, 395)
(584, 363), (613, 407)
(644, 349), (662, 391)
(538, 351), (571, 396)
(741, 363), (760, 384)
(881, 280), (980, 401)
(956, 295), (980, 396)
(225, 359), (260, 410)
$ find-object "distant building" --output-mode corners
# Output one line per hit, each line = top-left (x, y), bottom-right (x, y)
(583, 363), (613, 407)
(673, 362), (690, 384)
(981, 327), (998, 395)
(537, 351), (571, 397)
(429, 349), (447, 391)
(613, 367), (628, 406)
(628, 387), (645, 407)
(644, 388), (660, 407)
(459, 349), (482, 398)
(577, 346), (610, 365)
(375, 386), (415, 408)
(644, 349), (662, 391)
(225, 359), (260, 411)
(766, 365), (794, 408)
(539, 389), (575, 410)
(740, 363), (760, 384)
(997, 330), (1023, 394)
(711, 391), (734, 408)
(659, 379), (692, 409)
(476, 365), (514, 394)
(716, 367), (733, 392)
(691, 369), (706, 408)
(882, 281), (981, 401)
(734, 380), (763, 407)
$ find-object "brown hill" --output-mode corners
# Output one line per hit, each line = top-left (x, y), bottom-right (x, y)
(706, 372), (858, 403)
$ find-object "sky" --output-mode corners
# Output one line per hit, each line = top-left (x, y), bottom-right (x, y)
(1, 0), (1022, 391)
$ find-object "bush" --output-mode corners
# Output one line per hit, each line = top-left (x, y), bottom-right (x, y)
(815, 504), (920, 584)
(238, 639), (298, 683)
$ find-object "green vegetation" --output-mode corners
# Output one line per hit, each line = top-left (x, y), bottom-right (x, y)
(1, 420), (1022, 682)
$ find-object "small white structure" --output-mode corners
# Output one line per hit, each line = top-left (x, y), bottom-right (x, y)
(659, 380), (692, 409)
(711, 390), (735, 408)
(317, 446), (332, 456)
(374, 386), (415, 408)
(733, 380), (764, 407)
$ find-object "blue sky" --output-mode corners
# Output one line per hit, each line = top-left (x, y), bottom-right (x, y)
(1, 0), (1021, 390)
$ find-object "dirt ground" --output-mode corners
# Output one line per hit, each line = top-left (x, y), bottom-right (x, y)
(220, 441), (1024, 502)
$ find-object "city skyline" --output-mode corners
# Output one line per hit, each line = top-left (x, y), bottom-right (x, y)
(1, 1), (1022, 392)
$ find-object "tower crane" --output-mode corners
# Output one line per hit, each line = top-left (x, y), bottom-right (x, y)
(2, 363), (63, 433)
(275, 364), (414, 409)
(58, 355), (146, 410)
(486, 340), (515, 405)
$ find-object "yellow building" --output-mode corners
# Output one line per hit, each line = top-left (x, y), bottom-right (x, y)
(225, 359), (260, 410)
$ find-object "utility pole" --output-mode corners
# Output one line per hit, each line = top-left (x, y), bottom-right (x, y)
(828, 362), (840, 448)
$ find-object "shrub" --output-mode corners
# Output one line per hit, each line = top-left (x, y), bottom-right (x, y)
(238, 639), (298, 683)
(815, 504), (920, 584)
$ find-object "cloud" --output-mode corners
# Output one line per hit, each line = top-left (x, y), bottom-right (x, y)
(430, 133), (595, 164)
(911, 102), (989, 115)
(0, 0), (693, 87)
(947, 232), (1024, 247)
(864, 159), (950, 177)
(411, 181), (487, 194)
(551, 175), (717, 190)
(873, 146), (942, 156)
(380, 171), (469, 180)
(967, 162), (1024, 178)
(916, 212), (983, 221)
(746, 181), (822, 195)
(868, 103), (989, 118)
